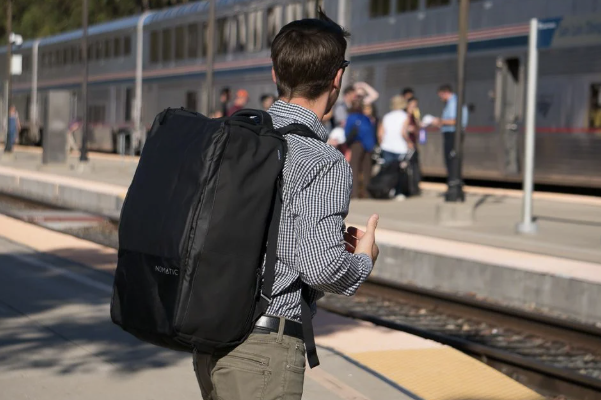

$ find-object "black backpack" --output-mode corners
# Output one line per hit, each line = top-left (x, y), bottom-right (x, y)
(110, 108), (321, 367)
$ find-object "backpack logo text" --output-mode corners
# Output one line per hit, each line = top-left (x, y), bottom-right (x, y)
(155, 265), (179, 276)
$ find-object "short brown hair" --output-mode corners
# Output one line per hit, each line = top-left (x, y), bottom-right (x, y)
(271, 9), (350, 100)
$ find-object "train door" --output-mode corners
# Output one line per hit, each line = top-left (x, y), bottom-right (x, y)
(494, 57), (524, 175)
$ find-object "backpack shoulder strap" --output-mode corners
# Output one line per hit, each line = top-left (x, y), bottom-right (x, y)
(277, 123), (322, 141)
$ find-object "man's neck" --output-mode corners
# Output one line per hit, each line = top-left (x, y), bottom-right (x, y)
(278, 96), (329, 121)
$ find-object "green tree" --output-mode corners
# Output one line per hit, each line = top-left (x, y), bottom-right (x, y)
(1, 0), (192, 42)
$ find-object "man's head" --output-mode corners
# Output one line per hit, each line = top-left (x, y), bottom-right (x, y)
(234, 89), (249, 107)
(343, 86), (357, 106)
(260, 94), (275, 110)
(271, 9), (350, 113)
(402, 87), (414, 100)
(437, 84), (453, 102)
(9, 105), (16, 113)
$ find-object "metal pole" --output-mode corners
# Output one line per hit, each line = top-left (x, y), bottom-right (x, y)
(80, 0), (89, 162)
(4, 0), (12, 150)
(446, 0), (468, 202)
(135, 11), (151, 153)
(517, 18), (539, 234)
(338, 0), (351, 90)
(204, 0), (216, 116)
(31, 39), (40, 143)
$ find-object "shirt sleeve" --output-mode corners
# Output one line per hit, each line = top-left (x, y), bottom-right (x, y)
(290, 156), (373, 295)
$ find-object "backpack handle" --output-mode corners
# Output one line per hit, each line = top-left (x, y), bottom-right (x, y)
(231, 109), (273, 128)
(277, 123), (321, 141)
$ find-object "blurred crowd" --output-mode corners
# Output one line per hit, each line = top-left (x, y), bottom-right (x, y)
(326, 83), (423, 200)
(211, 82), (467, 201)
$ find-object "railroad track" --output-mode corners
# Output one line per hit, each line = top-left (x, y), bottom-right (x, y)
(3, 193), (601, 399)
(318, 278), (601, 400)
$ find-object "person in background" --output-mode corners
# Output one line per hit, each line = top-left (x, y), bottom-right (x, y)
(346, 100), (376, 199)
(333, 86), (357, 128)
(378, 95), (409, 200)
(433, 84), (468, 182)
(66, 118), (81, 154)
(227, 89), (249, 116)
(219, 87), (231, 117)
(4, 105), (20, 153)
(354, 81), (379, 105)
(406, 97), (422, 195)
(363, 102), (379, 144)
(402, 87), (421, 123)
(260, 94), (276, 111)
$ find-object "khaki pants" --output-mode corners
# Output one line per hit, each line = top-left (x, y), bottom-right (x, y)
(193, 319), (306, 400)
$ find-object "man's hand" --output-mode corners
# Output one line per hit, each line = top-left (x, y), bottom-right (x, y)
(344, 214), (380, 265)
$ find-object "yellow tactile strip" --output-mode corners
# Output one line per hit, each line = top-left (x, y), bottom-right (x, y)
(351, 348), (544, 400)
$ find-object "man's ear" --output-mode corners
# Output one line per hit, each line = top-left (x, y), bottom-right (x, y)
(333, 68), (344, 91)
(271, 67), (277, 84)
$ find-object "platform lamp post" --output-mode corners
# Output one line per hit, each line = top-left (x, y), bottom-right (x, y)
(80, 0), (90, 162)
(445, 0), (469, 202)
(204, 0), (216, 116)
(4, 0), (12, 146)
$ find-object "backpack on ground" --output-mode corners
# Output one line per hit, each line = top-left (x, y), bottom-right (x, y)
(110, 108), (320, 366)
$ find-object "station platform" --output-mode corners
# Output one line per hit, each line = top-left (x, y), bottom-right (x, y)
(0, 212), (544, 400)
(1, 147), (600, 325)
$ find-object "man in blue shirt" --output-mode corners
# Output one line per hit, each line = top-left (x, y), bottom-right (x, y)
(434, 84), (468, 181)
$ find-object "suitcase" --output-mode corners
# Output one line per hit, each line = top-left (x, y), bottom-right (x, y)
(367, 161), (402, 199)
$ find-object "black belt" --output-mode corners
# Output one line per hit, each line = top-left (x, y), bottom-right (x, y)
(253, 315), (304, 341)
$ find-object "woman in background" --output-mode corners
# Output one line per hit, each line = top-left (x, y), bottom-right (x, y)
(346, 100), (376, 199)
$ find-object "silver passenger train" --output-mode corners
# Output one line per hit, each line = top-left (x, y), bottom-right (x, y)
(1, 0), (600, 188)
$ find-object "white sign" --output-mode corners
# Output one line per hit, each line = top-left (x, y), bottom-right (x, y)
(11, 54), (22, 76)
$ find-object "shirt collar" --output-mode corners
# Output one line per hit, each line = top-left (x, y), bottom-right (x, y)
(268, 100), (329, 142)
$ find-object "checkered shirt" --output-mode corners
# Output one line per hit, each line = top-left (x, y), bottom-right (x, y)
(265, 100), (373, 321)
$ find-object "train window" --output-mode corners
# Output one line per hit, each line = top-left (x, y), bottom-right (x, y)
(104, 39), (111, 59)
(235, 15), (247, 52)
(70, 47), (78, 64)
(55, 49), (63, 67)
(370, 0), (391, 18)
(114, 37), (122, 57)
(267, 6), (282, 47)
(187, 24), (199, 58)
(41, 53), (48, 68)
(88, 105), (106, 124)
(124, 36), (132, 56)
(248, 11), (263, 52)
(426, 0), (450, 8)
(78, 47), (83, 62)
(162, 29), (173, 62)
(285, 3), (303, 23)
(589, 84), (601, 129)
(216, 18), (228, 55)
(95, 41), (103, 60)
(125, 88), (132, 122)
(22, 55), (31, 72)
(396, 0), (419, 13)
(175, 26), (185, 60)
(186, 91), (198, 112)
(150, 31), (160, 63)
(88, 44), (94, 61)
(63, 48), (71, 65)
(201, 22), (208, 57)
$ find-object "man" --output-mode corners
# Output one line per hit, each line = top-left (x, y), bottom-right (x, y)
(193, 11), (379, 400)
(434, 84), (468, 181)
(333, 85), (357, 128)
(226, 89), (249, 116)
